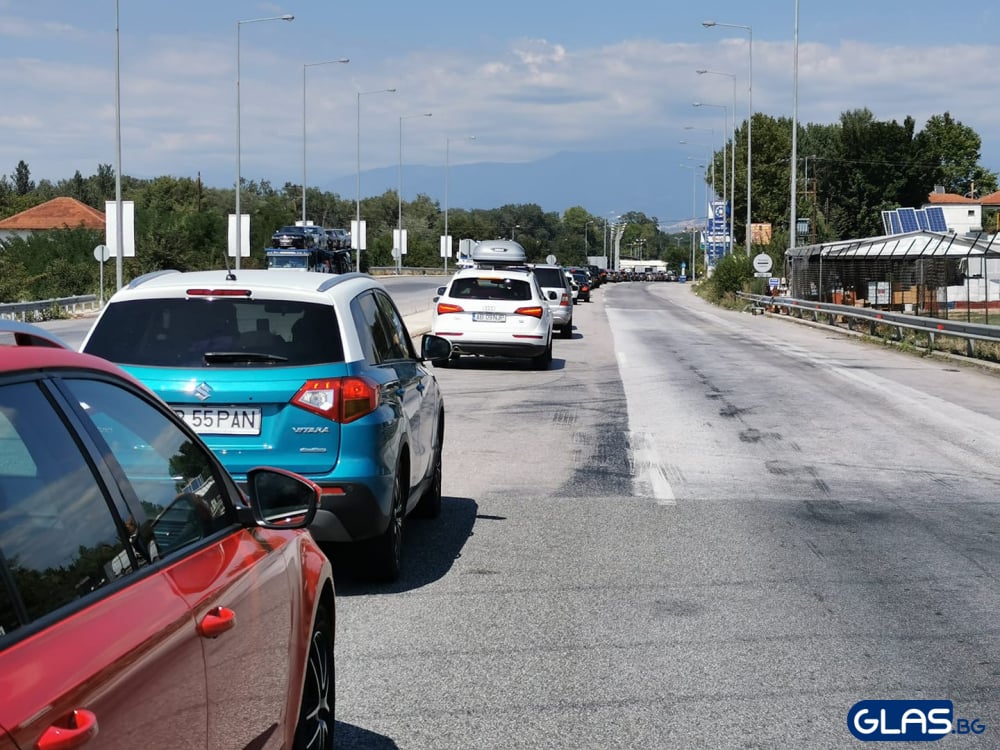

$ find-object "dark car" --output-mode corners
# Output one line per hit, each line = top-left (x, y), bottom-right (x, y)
(326, 228), (351, 249)
(571, 270), (592, 302)
(586, 265), (605, 287)
(0, 320), (336, 750)
(271, 225), (319, 250)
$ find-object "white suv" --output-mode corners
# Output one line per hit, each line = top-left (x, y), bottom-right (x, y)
(431, 265), (553, 369)
(529, 264), (574, 338)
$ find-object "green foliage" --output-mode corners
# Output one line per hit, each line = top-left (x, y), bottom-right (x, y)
(703, 252), (753, 301)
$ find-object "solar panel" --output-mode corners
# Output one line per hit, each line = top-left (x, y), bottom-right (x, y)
(889, 211), (903, 234)
(915, 209), (930, 231)
(881, 210), (893, 235)
(925, 206), (949, 232)
(897, 207), (920, 232)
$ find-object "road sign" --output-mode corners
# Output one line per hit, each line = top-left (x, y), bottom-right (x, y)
(545, 254), (557, 265)
(752, 253), (773, 273)
(93, 244), (110, 262)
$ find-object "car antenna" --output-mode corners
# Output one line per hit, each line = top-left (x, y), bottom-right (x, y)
(222, 247), (236, 281)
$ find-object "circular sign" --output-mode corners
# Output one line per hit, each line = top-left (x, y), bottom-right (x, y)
(713, 204), (725, 220)
(545, 254), (557, 265)
(752, 253), (773, 273)
(93, 244), (110, 262)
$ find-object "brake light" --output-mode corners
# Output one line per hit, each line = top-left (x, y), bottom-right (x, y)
(514, 306), (544, 318)
(437, 302), (465, 315)
(559, 293), (570, 307)
(292, 377), (379, 424)
(186, 288), (252, 297)
(581, 284), (590, 293)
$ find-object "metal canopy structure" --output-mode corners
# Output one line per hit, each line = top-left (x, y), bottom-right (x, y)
(785, 230), (1000, 320)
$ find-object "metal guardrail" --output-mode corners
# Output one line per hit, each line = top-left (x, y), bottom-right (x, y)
(0, 295), (100, 321)
(739, 292), (1000, 359)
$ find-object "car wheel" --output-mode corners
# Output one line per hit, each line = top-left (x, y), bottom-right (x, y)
(367, 469), (404, 582)
(413, 425), (442, 518)
(293, 604), (334, 750)
(532, 340), (552, 370)
(559, 323), (573, 339)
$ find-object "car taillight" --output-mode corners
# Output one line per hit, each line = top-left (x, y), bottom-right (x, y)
(292, 377), (379, 424)
(581, 284), (590, 292)
(186, 288), (252, 297)
(437, 302), (465, 315)
(559, 293), (570, 307)
(514, 306), (544, 318)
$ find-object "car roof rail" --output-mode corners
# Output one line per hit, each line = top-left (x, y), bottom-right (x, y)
(127, 269), (182, 289)
(316, 272), (366, 293)
(0, 320), (71, 349)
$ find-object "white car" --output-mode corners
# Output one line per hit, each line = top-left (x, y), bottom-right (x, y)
(431, 266), (553, 369)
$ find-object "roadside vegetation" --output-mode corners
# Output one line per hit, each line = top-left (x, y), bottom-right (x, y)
(1, 106), (994, 304)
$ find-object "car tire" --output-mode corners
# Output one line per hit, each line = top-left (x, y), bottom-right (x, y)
(367, 469), (405, 582)
(532, 340), (552, 370)
(413, 424), (443, 518)
(293, 604), (334, 750)
(559, 323), (573, 339)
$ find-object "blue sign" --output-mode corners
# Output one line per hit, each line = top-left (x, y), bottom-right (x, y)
(847, 700), (985, 741)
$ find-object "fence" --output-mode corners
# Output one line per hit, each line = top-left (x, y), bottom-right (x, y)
(740, 291), (1000, 361)
(0, 295), (100, 321)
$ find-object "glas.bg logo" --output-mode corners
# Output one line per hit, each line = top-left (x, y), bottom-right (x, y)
(848, 700), (986, 741)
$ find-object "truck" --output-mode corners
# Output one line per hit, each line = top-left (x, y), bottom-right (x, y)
(587, 255), (609, 270)
(265, 246), (351, 273)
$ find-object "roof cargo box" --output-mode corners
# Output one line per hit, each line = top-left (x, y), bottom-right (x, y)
(470, 240), (527, 267)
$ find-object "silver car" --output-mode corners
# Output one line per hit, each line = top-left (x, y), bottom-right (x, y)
(529, 264), (574, 338)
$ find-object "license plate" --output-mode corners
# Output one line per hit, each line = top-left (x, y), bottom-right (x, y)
(472, 312), (506, 323)
(173, 406), (261, 435)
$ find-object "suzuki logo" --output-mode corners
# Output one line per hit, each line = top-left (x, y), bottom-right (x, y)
(193, 382), (213, 401)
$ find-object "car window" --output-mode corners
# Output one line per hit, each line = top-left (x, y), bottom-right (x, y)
(352, 291), (408, 363)
(532, 268), (565, 288)
(450, 276), (533, 301)
(61, 378), (233, 560)
(84, 298), (345, 367)
(0, 381), (134, 638)
(374, 291), (413, 360)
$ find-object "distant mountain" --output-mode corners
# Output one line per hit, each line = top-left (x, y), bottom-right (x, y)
(320, 148), (704, 227)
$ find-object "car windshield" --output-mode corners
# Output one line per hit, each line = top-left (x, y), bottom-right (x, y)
(531, 268), (566, 288)
(450, 277), (533, 301)
(84, 298), (345, 367)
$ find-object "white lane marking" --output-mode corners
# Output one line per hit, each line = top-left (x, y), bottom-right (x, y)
(631, 431), (676, 506)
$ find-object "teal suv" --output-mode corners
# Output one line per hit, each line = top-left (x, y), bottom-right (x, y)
(82, 270), (452, 581)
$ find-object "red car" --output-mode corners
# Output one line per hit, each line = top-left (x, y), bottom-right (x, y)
(0, 321), (335, 750)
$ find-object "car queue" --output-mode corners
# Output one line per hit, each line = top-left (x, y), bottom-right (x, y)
(0, 243), (603, 749)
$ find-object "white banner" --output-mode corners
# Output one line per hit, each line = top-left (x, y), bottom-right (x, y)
(104, 201), (136, 257)
(440, 235), (452, 258)
(351, 220), (367, 251)
(393, 228), (408, 255)
(227, 214), (250, 257)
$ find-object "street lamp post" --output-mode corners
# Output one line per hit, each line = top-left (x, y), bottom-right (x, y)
(790, 0), (800, 249)
(703, 20), (752, 256)
(585, 221), (593, 255)
(236, 14), (294, 270)
(397, 112), (432, 274)
(355, 87), (396, 272)
(303, 58), (349, 225)
(679, 163), (704, 281)
(696, 69), (738, 254)
(444, 135), (475, 273)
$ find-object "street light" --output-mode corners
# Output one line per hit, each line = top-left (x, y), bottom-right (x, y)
(236, 13), (294, 270)
(691, 101), (728, 253)
(397, 112), (432, 274)
(355, 87), (396, 272)
(679, 162), (705, 281)
(585, 220), (593, 254)
(790, 0), (800, 249)
(444, 135), (475, 273)
(510, 224), (521, 241)
(679, 137), (716, 201)
(696, 69), (737, 253)
(703, 20), (752, 256)
(303, 58), (349, 225)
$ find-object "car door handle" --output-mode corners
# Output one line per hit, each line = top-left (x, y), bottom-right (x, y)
(198, 606), (236, 638)
(416, 383), (426, 392)
(37, 709), (99, 750)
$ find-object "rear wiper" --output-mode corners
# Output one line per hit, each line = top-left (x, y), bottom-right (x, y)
(203, 351), (289, 364)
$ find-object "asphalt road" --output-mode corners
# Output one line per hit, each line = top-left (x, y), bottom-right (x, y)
(332, 281), (1000, 749)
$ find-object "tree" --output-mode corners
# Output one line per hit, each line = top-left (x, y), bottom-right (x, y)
(14, 160), (34, 195)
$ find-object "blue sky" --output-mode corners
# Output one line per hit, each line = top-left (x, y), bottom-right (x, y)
(2, 1), (1000, 224)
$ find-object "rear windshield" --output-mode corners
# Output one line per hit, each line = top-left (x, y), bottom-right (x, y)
(83, 298), (345, 367)
(531, 268), (566, 288)
(449, 276), (533, 301)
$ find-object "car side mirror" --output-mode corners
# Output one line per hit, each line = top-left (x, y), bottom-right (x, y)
(243, 467), (319, 529)
(421, 334), (453, 363)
